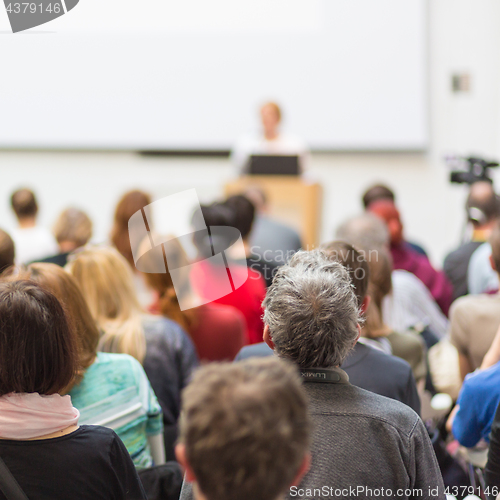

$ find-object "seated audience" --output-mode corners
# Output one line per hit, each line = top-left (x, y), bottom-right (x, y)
(181, 250), (444, 500)
(336, 213), (448, 341)
(449, 220), (500, 379)
(141, 236), (247, 361)
(237, 240), (421, 414)
(231, 101), (309, 176)
(0, 228), (15, 274)
(368, 199), (453, 315)
(362, 183), (427, 256)
(224, 194), (279, 287)
(0, 280), (146, 499)
(190, 203), (266, 344)
(244, 185), (302, 264)
(66, 246), (199, 459)
(444, 181), (499, 300)
(16, 263), (165, 471)
(176, 357), (311, 500)
(9, 188), (57, 263)
(37, 207), (93, 267)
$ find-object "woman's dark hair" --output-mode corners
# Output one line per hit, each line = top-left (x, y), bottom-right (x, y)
(0, 280), (78, 396)
(224, 195), (256, 240)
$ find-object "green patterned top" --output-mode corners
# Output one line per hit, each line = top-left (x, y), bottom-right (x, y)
(69, 352), (163, 469)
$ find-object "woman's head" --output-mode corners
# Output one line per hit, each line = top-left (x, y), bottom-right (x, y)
(66, 246), (146, 363)
(141, 237), (195, 331)
(0, 280), (77, 396)
(22, 263), (99, 383)
(110, 190), (152, 268)
(363, 246), (393, 338)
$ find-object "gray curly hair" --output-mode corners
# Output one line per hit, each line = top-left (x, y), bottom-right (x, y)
(263, 250), (360, 368)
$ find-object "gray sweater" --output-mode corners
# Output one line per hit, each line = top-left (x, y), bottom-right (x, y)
(179, 367), (445, 500)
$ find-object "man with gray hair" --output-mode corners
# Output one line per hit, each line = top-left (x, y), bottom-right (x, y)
(260, 250), (444, 499)
(179, 250), (444, 500)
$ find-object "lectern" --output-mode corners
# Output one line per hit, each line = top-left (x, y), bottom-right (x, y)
(224, 176), (322, 249)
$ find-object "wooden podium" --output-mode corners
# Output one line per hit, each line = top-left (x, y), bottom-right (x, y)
(224, 176), (322, 249)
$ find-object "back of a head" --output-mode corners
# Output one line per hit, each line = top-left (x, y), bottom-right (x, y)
(53, 208), (93, 248)
(336, 213), (390, 252)
(66, 246), (145, 362)
(243, 186), (267, 212)
(178, 357), (310, 500)
(224, 195), (256, 240)
(21, 263), (99, 381)
(11, 188), (38, 221)
(192, 203), (237, 258)
(0, 280), (77, 396)
(321, 240), (369, 307)
(466, 181), (499, 225)
(0, 229), (15, 275)
(263, 250), (360, 368)
(362, 184), (395, 210)
(110, 190), (152, 268)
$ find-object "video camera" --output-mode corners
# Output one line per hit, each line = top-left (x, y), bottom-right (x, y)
(447, 155), (499, 184)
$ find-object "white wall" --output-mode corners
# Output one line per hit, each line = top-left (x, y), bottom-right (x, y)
(1, 0), (500, 267)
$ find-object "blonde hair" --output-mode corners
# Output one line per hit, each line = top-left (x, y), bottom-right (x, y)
(53, 208), (93, 247)
(66, 246), (146, 363)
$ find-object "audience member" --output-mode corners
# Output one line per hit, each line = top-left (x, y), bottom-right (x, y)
(183, 250), (444, 500)
(468, 241), (499, 295)
(444, 181), (499, 300)
(231, 101), (309, 176)
(110, 189), (155, 307)
(368, 199), (453, 315)
(362, 183), (427, 256)
(336, 213), (448, 340)
(176, 357), (311, 500)
(223, 194), (279, 286)
(359, 245), (427, 384)
(37, 207), (93, 267)
(66, 246), (199, 460)
(141, 236), (247, 361)
(0, 280), (146, 499)
(449, 220), (500, 379)
(237, 240), (421, 414)
(190, 203), (266, 344)
(18, 263), (165, 470)
(0, 228), (15, 275)
(10, 188), (57, 263)
(244, 185), (302, 264)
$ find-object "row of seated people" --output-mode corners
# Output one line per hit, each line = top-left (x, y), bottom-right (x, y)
(2, 181), (500, 497)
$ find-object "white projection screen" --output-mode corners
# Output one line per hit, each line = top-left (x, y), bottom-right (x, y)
(0, 0), (427, 151)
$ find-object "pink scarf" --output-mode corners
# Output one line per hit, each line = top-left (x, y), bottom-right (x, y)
(0, 393), (80, 439)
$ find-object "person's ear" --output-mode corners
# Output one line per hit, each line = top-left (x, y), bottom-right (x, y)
(263, 325), (275, 350)
(175, 444), (197, 483)
(354, 324), (361, 346)
(490, 254), (497, 272)
(290, 453), (311, 487)
(360, 295), (371, 315)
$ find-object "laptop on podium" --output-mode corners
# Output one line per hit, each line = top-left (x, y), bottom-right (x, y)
(246, 155), (300, 176)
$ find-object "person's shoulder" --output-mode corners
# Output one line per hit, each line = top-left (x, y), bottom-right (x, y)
(93, 351), (140, 367)
(451, 292), (500, 313)
(69, 425), (120, 448)
(142, 314), (185, 337)
(361, 343), (413, 372)
(235, 342), (274, 361)
(463, 363), (500, 392)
